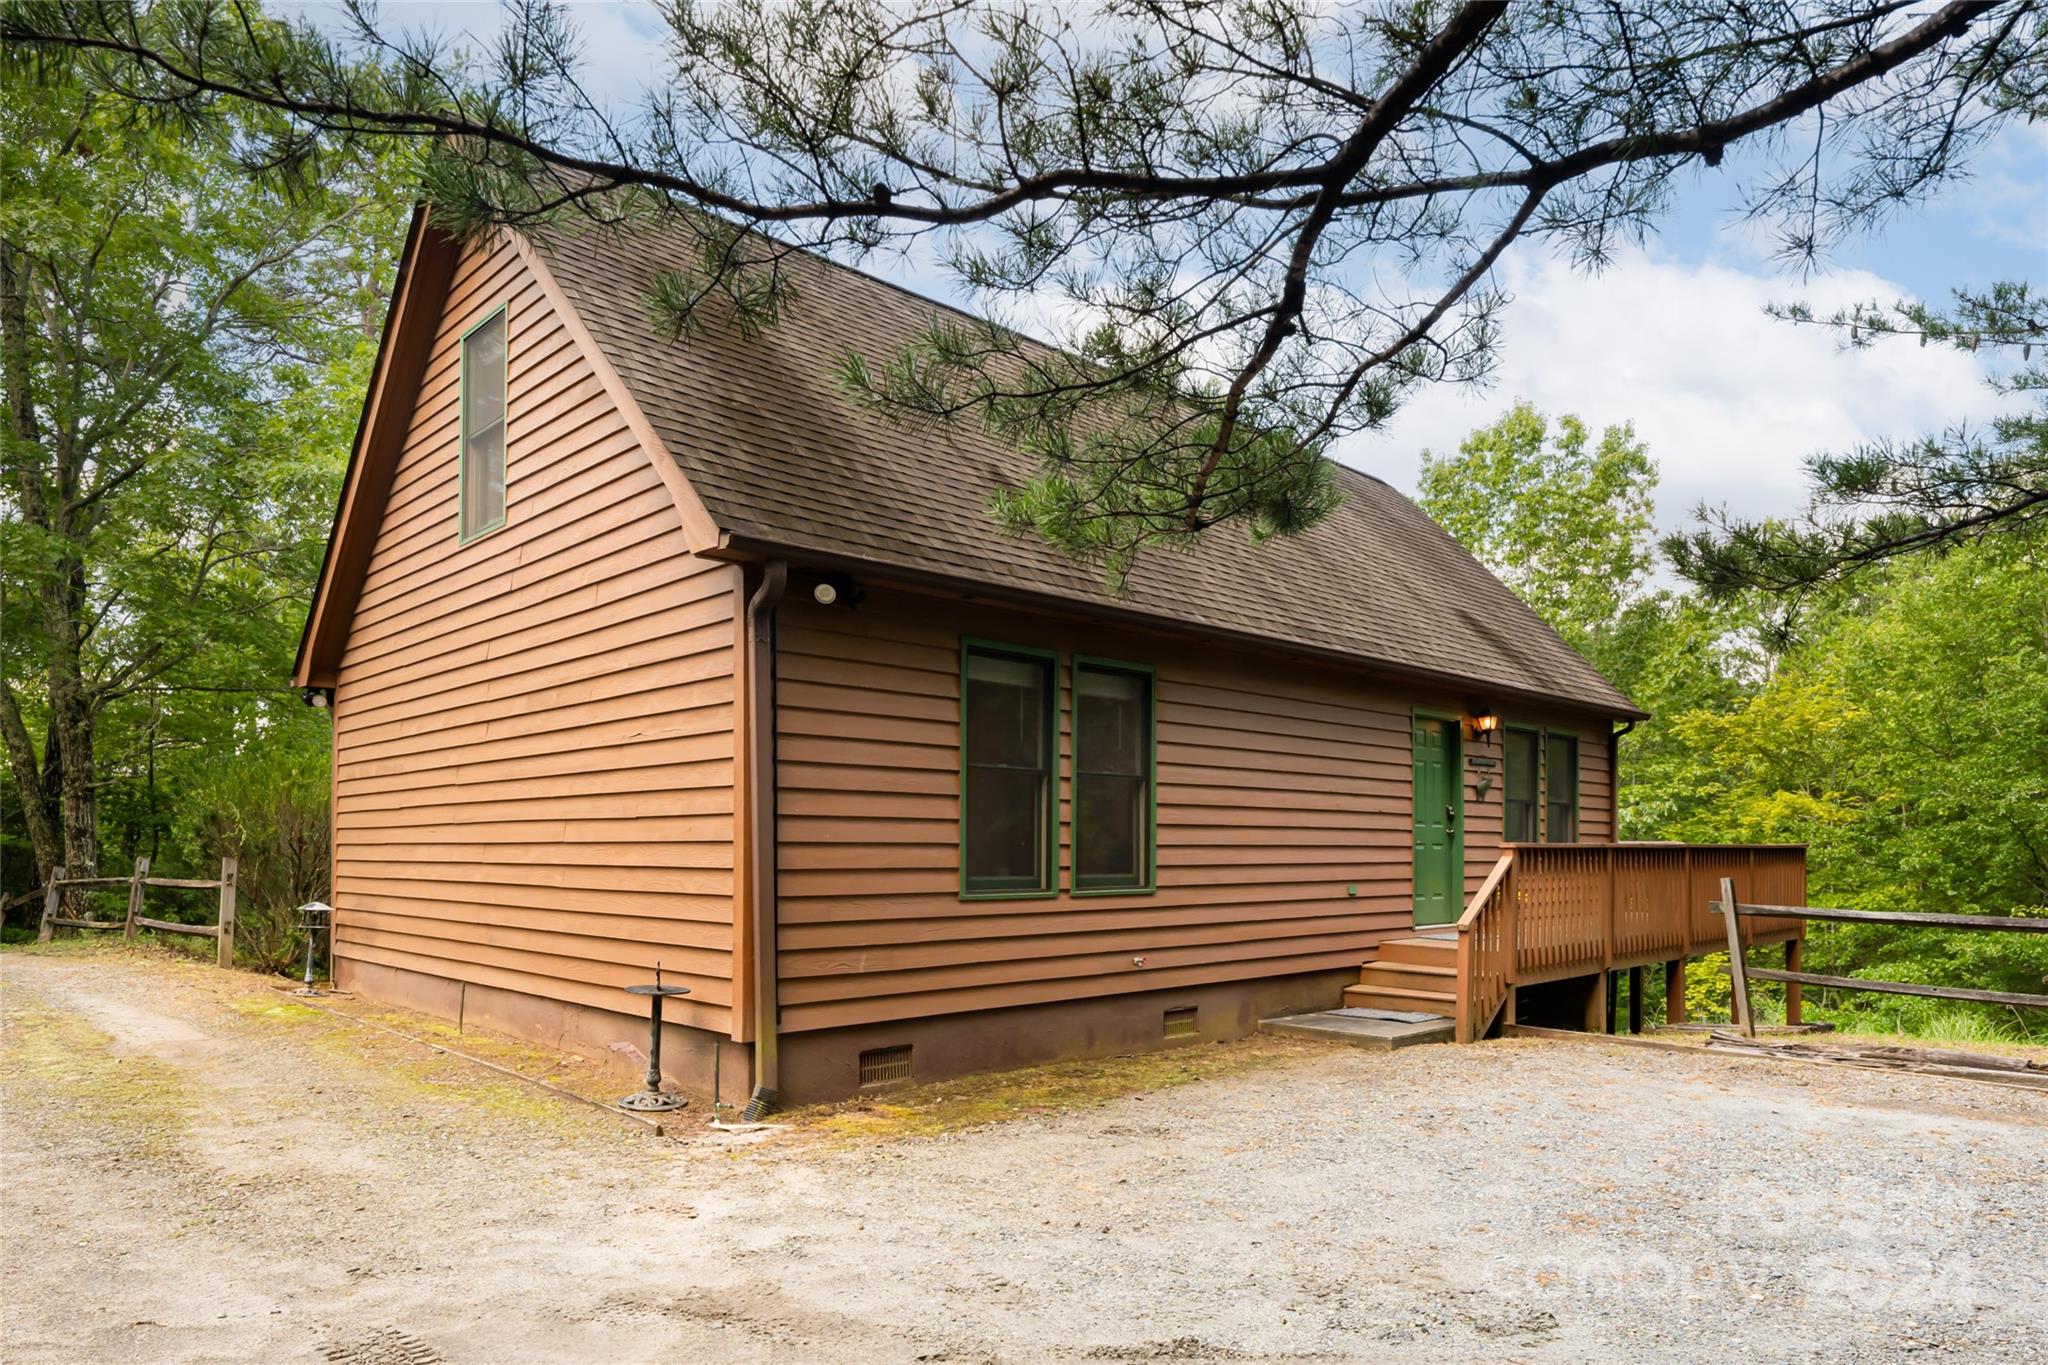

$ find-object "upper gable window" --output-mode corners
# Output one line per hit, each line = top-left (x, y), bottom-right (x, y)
(459, 306), (508, 541)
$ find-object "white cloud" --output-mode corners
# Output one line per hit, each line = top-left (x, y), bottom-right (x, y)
(1340, 245), (2010, 532)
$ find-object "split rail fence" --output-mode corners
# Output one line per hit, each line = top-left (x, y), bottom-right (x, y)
(1715, 877), (2048, 1037)
(29, 857), (239, 968)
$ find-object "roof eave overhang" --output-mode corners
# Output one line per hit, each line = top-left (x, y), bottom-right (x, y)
(293, 205), (454, 690)
(701, 532), (1652, 723)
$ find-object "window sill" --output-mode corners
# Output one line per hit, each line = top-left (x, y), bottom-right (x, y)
(457, 517), (509, 547)
(1069, 884), (1158, 898)
(958, 888), (1061, 903)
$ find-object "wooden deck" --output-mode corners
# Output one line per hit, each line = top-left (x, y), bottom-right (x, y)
(1352, 843), (1808, 1042)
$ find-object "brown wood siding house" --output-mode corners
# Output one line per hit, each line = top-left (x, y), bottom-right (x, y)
(295, 209), (1645, 1106)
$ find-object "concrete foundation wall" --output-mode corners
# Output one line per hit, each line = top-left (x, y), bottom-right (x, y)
(337, 957), (1353, 1108)
(778, 967), (1356, 1102)
(338, 957), (755, 1109)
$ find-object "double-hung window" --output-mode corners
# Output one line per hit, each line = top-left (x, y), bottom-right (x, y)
(1503, 728), (1540, 843)
(460, 306), (508, 540)
(1072, 660), (1154, 893)
(1545, 733), (1579, 842)
(961, 644), (1056, 895)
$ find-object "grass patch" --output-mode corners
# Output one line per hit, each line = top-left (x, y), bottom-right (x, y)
(274, 994), (635, 1132)
(792, 1036), (1312, 1142)
(227, 997), (326, 1026)
(0, 979), (196, 1155)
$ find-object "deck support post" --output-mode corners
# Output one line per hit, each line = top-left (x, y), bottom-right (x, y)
(1628, 966), (1644, 1034)
(1604, 970), (1618, 1034)
(1584, 971), (1607, 1033)
(1784, 938), (1804, 1025)
(1665, 958), (1687, 1024)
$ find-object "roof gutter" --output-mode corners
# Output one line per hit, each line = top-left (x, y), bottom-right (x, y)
(704, 534), (1651, 723)
(741, 560), (788, 1119)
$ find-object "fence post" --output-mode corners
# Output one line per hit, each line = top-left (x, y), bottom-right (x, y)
(1720, 875), (1755, 1039)
(216, 856), (237, 969)
(37, 866), (63, 943)
(1784, 938), (1803, 1026)
(124, 857), (149, 943)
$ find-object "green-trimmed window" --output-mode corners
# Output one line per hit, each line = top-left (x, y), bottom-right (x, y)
(459, 306), (508, 540)
(1503, 728), (1540, 843)
(1545, 733), (1579, 842)
(962, 644), (1056, 895)
(1073, 661), (1154, 892)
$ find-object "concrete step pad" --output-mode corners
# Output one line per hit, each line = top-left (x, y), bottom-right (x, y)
(1260, 1010), (1454, 1050)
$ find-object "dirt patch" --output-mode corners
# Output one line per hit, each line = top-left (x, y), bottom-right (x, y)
(5, 948), (2046, 1363)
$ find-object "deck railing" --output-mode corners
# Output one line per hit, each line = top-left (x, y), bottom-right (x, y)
(1452, 842), (1807, 1038)
(1453, 854), (1515, 1043)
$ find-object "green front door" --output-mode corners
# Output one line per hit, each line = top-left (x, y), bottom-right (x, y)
(1412, 719), (1461, 925)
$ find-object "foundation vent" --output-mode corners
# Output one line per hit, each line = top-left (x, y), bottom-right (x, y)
(1163, 1006), (1199, 1039)
(858, 1044), (913, 1087)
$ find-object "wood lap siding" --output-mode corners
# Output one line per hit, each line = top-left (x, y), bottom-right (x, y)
(775, 591), (1615, 1033)
(330, 236), (739, 1035)
(1577, 741), (1615, 842)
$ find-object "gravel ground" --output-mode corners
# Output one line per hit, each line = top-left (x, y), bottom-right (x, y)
(3, 948), (2044, 1364)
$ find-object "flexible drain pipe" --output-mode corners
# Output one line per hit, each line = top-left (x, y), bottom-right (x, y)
(742, 561), (788, 1120)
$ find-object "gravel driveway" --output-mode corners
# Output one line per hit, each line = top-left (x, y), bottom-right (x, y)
(3, 948), (2043, 1364)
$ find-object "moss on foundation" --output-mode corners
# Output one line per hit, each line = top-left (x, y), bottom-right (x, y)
(793, 1035), (1314, 1142)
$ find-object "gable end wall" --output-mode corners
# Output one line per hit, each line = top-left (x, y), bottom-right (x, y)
(327, 234), (740, 1039)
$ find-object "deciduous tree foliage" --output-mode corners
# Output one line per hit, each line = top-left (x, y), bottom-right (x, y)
(5, 0), (2041, 576)
(0, 58), (402, 894)
(1428, 401), (2048, 1035)
(1417, 401), (1656, 651)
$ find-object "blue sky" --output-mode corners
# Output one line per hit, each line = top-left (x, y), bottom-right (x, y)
(300, 1), (2047, 530)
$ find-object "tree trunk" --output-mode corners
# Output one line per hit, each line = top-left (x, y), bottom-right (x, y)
(47, 562), (97, 895)
(0, 679), (61, 884)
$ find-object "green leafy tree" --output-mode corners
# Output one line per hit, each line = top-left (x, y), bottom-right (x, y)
(1416, 401), (1657, 652)
(1652, 531), (2048, 1032)
(6, 0), (2040, 575)
(0, 60), (401, 893)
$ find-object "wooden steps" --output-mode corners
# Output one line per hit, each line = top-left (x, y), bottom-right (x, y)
(1346, 933), (1457, 1016)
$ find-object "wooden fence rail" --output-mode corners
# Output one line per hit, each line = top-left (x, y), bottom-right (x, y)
(36, 858), (238, 968)
(1716, 878), (2048, 1037)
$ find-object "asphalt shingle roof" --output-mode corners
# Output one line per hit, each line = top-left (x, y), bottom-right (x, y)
(532, 222), (1641, 717)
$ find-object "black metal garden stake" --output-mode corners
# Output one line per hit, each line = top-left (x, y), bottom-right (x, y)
(619, 965), (691, 1112)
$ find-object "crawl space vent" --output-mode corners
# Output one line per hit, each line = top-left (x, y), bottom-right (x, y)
(1163, 1006), (1198, 1038)
(858, 1044), (913, 1087)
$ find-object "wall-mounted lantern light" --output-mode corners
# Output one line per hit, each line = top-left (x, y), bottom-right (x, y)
(1462, 708), (1500, 742)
